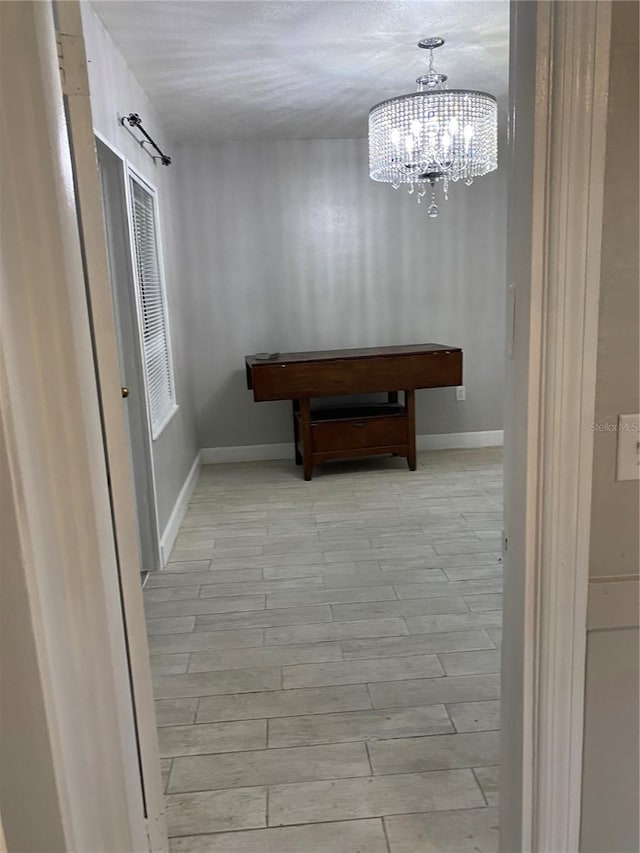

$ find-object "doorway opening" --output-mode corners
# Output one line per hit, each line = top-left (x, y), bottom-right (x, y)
(2, 0), (619, 850)
(84, 1), (508, 848)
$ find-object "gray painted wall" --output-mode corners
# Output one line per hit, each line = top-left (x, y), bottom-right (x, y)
(581, 627), (639, 853)
(175, 139), (507, 449)
(581, 5), (639, 851)
(81, 6), (198, 532)
(588, 0), (640, 583)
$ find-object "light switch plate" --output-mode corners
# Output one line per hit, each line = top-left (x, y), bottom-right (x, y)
(456, 385), (466, 402)
(616, 414), (640, 481)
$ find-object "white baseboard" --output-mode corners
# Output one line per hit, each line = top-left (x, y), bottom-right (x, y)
(201, 430), (503, 465)
(159, 452), (200, 566)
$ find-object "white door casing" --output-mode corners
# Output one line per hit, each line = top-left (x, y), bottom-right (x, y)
(1, 0), (165, 849)
(502, 2), (612, 851)
(55, 0), (168, 848)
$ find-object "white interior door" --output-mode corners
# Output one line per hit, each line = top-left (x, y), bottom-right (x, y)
(97, 138), (161, 575)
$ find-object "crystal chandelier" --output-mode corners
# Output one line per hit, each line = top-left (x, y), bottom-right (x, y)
(368, 37), (498, 217)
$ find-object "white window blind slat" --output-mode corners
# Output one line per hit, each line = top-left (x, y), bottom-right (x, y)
(129, 175), (176, 436)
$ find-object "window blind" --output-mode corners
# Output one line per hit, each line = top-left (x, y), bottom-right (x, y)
(129, 176), (175, 435)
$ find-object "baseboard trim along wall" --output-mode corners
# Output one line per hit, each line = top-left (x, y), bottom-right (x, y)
(200, 430), (504, 465)
(159, 452), (201, 566)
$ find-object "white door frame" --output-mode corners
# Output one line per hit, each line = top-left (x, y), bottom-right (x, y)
(1, 0), (165, 850)
(55, 0), (168, 848)
(0, 1), (611, 850)
(502, 1), (612, 851)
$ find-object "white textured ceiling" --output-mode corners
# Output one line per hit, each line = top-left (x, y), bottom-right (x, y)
(91, 1), (509, 141)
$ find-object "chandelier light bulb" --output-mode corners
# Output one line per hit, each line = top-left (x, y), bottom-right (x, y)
(368, 37), (498, 217)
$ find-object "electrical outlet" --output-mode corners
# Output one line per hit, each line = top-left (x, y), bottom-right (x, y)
(456, 385), (466, 401)
(616, 414), (640, 481)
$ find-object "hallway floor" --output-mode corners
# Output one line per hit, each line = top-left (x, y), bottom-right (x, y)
(144, 448), (503, 852)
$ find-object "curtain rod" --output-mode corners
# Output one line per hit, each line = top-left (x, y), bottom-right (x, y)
(120, 113), (172, 166)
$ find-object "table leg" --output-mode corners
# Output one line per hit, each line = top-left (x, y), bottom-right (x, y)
(300, 397), (313, 481)
(292, 400), (302, 465)
(406, 389), (417, 471)
(388, 391), (400, 455)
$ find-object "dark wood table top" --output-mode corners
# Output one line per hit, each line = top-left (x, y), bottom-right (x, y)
(245, 343), (461, 367)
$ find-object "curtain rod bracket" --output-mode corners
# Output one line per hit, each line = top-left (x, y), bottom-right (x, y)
(120, 113), (172, 166)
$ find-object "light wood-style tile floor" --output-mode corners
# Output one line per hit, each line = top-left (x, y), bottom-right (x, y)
(144, 448), (503, 853)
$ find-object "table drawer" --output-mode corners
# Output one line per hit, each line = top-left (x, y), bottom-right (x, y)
(312, 414), (408, 453)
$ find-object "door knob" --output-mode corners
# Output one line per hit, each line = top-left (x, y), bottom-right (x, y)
(121, 387), (130, 398)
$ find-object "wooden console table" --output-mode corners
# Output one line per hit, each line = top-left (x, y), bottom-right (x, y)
(245, 343), (463, 480)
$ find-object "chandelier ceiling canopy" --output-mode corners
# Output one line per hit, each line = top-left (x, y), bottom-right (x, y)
(368, 37), (498, 217)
